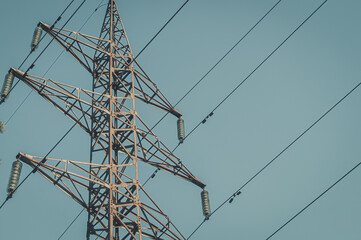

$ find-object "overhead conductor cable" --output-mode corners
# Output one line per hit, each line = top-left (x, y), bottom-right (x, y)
(142, 0), (283, 188)
(187, 0), (329, 239)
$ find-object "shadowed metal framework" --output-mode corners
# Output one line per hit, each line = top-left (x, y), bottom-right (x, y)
(12, 1), (206, 239)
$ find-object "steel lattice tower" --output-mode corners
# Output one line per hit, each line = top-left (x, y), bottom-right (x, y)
(11, 1), (206, 239)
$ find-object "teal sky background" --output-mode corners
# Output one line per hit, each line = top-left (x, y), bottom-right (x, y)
(0, 0), (361, 239)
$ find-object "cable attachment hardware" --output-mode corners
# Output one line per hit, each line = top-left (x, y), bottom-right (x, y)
(228, 190), (242, 204)
(201, 112), (214, 124)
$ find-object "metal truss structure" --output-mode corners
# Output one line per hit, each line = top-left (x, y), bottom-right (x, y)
(12, 1), (205, 239)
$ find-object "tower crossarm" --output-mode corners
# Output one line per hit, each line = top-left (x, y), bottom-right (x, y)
(39, 21), (182, 118)
(111, 61), (182, 118)
(10, 68), (111, 135)
(16, 152), (112, 209)
(39, 22), (110, 75)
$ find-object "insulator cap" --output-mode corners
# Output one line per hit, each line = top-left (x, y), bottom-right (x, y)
(177, 118), (185, 143)
(201, 189), (211, 220)
(31, 26), (43, 51)
(7, 160), (22, 198)
(1, 71), (15, 103)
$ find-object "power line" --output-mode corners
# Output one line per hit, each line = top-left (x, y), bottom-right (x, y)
(211, 77), (361, 211)
(142, 0), (282, 185)
(134, 0), (190, 60)
(266, 161), (361, 239)
(57, 208), (85, 240)
(187, 0), (329, 239)
(4, 89), (32, 125)
(147, 0), (326, 185)
(211, 0), (328, 114)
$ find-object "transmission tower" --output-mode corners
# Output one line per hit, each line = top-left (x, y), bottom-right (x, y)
(9, 1), (207, 239)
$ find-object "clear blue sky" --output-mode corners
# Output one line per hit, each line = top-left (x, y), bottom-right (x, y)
(0, 0), (360, 239)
